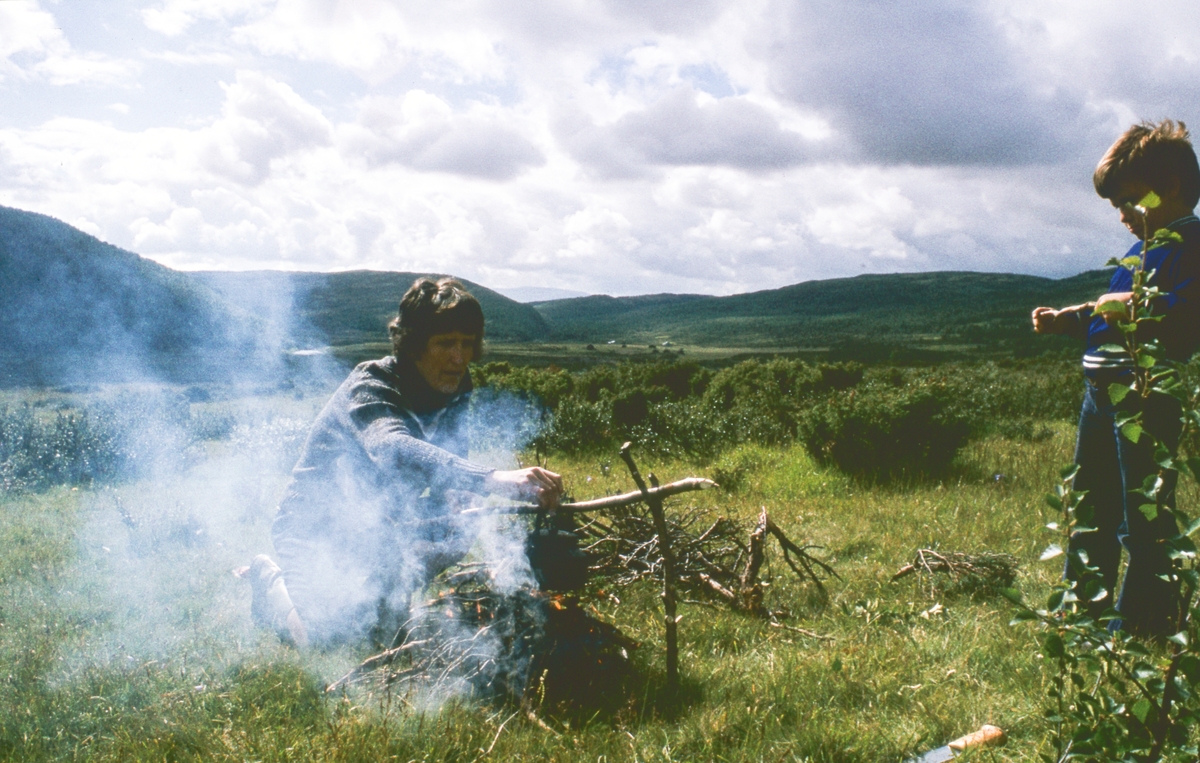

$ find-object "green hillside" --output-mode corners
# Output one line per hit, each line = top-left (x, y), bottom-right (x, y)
(533, 270), (1112, 358)
(196, 270), (550, 348)
(0, 201), (1122, 383)
(0, 205), (264, 386)
(0, 204), (548, 386)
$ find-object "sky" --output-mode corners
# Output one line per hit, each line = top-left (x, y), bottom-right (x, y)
(1, 0), (1198, 297)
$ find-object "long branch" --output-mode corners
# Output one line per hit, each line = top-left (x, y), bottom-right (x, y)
(455, 477), (717, 517)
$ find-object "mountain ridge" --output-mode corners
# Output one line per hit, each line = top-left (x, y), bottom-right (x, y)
(0, 203), (1115, 384)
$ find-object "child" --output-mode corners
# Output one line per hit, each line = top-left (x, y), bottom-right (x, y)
(1032, 119), (1200, 637)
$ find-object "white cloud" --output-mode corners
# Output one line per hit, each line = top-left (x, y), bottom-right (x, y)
(344, 91), (544, 181)
(142, 0), (271, 37)
(564, 87), (823, 177)
(0, 0), (1186, 297)
(0, 1), (137, 85)
(227, 0), (507, 84)
(199, 71), (334, 185)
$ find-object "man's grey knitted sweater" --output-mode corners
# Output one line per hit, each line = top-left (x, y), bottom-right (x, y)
(272, 356), (493, 548)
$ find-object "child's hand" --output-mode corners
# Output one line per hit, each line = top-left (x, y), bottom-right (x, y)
(1032, 302), (1096, 334)
(1095, 292), (1133, 324)
(1032, 306), (1068, 334)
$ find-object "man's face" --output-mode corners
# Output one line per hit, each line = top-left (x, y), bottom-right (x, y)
(414, 331), (476, 394)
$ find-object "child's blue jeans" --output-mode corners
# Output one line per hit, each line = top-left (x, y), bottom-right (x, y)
(1065, 378), (1182, 636)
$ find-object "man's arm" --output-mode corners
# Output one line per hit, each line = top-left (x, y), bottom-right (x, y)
(350, 383), (564, 505)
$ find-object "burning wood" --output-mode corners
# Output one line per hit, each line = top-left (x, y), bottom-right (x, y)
(327, 586), (637, 717)
(331, 444), (837, 706)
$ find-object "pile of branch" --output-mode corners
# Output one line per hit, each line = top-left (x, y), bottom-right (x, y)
(328, 586), (637, 716)
(580, 505), (838, 622)
(890, 548), (1019, 598)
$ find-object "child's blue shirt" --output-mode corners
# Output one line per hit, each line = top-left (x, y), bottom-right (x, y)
(1082, 216), (1200, 376)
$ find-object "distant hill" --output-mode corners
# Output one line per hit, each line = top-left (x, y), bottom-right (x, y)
(1, 202), (1125, 385)
(0, 205), (267, 386)
(0, 206), (548, 386)
(533, 270), (1113, 358)
(195, 271), (550, 347)
(494, 286), (590, 303)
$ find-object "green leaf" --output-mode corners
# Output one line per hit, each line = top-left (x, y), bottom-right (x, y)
(1009, 610), (1038, 624)
(1040, 544), (1064, 561)
(1139, 190), (1162, 209)
(1047, 589), (1065, 611)
(1185, 516), (1200, 537)
(1169, 631), (1189, 647)
(1182, 569), (1200, 590)
(1045, 494), (1063, 511)
(1045, 521), (1060, 531)
(1139, 503), (1159, 522)
(1137, 352), (1158, 369)
(1108, 383), (1133, 404)
(1095, 299), (1128, 315)
(1119, 256), (1144, 270)
(1133, 665), (1158, 681)
(1132, 697), (1153, 724)
(1150, 228), (1183, 245)
(1180, 655), (1200, 684)
(1097, 343), (1127, 353)
(1121, 422), (1144, 444)
(1043, 632), (1065, 658)
(1059, 464), (1080, 481)
(1000, 587), (1024, 604)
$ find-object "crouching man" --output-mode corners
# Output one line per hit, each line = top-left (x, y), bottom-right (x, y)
(244, 277), (562, 648)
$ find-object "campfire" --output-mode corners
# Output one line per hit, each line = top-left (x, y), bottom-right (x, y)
(329, 584), (637, 717)
(328, 443), (837, 713)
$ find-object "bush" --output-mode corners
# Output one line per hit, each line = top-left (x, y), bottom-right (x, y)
(797, 379), (971, 480)
(473, 356), (1074, 478)
(0, 405), (123, 491)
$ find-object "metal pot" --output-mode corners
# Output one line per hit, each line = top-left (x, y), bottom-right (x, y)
(525, 513), (591, 592)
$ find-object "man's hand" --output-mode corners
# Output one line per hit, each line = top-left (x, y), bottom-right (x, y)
(488, 467), (564, 508)
(1032, 302), (1094, 335)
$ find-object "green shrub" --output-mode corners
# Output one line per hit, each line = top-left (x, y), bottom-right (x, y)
(796, 379), (971, 480)
(709, 443), (777, 492)
(473, 356), (1075, 477)
(0, 405), (123, 491)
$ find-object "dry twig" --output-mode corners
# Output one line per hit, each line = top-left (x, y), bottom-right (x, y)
(890, 548), (1018, 598)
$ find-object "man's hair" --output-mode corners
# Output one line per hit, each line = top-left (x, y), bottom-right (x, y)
(1094, 119), (1200, 208)
(388, 277), (484, 360)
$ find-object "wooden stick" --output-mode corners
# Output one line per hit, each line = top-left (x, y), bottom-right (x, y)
(620, 442), (679, 690)
(326, 638), (433, 693)
(454, 477), (717, 518)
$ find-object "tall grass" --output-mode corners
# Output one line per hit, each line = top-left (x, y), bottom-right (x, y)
(0, 383), (1115, 761)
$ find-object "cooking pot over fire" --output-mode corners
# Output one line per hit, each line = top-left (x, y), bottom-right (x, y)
(524, 511), (591, 592)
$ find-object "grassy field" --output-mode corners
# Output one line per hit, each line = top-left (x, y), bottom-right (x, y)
(1, 374), (1158, 763)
